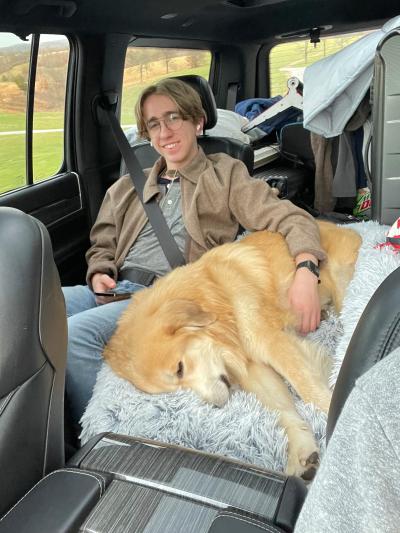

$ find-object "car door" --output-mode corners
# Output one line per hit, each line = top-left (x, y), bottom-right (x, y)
(0, 32), (90, 285)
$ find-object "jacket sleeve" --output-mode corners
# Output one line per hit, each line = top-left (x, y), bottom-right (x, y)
(85, 187), (119, 287)
(228, 160), (326, 261)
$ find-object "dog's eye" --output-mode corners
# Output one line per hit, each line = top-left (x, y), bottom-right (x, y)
(176, 361), (184, 378)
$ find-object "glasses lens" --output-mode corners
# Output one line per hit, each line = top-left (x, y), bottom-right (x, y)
(166, 113), (183, 131)
(147, 119), (160, 131)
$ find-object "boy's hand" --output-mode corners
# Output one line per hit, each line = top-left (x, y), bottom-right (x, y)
(91, 273), (117, 304)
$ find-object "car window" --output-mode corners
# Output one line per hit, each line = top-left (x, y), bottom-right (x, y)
(0, 33), (69, 195)
(269, 30), (372, 96)
(121, 47), (211, 133)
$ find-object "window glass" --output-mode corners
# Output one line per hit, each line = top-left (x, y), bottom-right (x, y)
(33, 35), (69, 182)
(0, 33), (29, 194)
(0, 33), (69, 195)
(121, 47), (211, 133)
(269, 31), (372, 96)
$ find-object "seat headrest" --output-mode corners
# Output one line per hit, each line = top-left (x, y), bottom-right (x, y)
(173, 75), (218, 130)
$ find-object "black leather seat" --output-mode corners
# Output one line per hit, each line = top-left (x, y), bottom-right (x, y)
(121, 74), (254, 176)
(252, 122), (315, 202)
(0, 207), (67, 516)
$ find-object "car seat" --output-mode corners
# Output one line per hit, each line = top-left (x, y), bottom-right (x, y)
(370, 27), (400, 225)
(253, 122), (315, 202)
(0, 207), (67, 516)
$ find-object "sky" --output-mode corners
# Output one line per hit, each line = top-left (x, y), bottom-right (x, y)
(0, 33), (65, 50)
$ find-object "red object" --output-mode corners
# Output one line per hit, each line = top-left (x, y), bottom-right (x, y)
(375, 217), (400, 252)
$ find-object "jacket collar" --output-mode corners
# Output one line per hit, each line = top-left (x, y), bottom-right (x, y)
(143, 146), (208, 203)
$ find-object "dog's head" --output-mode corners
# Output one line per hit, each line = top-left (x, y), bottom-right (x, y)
(106, 296), (246, 407)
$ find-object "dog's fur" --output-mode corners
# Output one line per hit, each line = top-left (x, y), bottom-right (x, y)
(104, 221), (361, 478)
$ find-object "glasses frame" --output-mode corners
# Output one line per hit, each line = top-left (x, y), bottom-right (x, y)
(146, 112), (188, 134)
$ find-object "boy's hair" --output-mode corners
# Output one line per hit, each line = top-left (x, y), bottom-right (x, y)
(135, 78), (206, 140)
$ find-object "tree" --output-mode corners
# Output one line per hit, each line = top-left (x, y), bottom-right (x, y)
(14, 73), (27, 93)
(163, 49), (177, 74)
(186, 52), (203, 69)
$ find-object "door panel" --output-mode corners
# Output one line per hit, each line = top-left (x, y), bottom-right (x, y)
(0, 172), (90, 285)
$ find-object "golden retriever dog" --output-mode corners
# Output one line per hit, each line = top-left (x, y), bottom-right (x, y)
(104, 220), (361, 479)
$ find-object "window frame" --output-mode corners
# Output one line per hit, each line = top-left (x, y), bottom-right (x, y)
(0, 31), (71, 194)
(26, 33), (40, 185)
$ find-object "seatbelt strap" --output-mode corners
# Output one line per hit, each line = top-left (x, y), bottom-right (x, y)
(99, 96), (186, 269)
(226, 82), (239, 111)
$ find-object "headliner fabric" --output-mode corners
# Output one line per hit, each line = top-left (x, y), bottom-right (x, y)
(303, 15), (400, 138)
(80, 221), (400, 473)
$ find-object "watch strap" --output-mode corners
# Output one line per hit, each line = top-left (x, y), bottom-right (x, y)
(296, 260), (320, 279)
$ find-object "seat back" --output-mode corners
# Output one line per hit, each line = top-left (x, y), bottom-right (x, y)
(327, 264), (400, 441)
(0, 207), (67, 516)
(129, 135), (254, 176)
(371, 28), (400, 225)
(122, 75), (254, 176)
(279, 122), (314, 170)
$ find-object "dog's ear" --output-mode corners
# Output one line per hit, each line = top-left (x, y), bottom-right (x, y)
(164, 299), (216, 333)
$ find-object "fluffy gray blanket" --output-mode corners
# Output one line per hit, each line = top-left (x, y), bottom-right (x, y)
(81, 221), (400, 472)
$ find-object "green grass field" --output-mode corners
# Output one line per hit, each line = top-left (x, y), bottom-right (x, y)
(0, 109), (65, 194)
(0, 130), (64, 194)
(0, 111), (65, 132)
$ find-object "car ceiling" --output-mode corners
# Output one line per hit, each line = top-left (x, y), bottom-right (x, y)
(0, 0), (399, 44)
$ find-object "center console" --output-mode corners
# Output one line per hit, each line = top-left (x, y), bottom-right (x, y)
(0, 433), (307, 533)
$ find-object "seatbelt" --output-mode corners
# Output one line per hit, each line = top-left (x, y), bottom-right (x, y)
(226, 82), (239, 111)
(99, 96), (186, 269)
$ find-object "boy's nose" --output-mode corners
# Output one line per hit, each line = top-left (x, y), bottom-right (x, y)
(159, 120), (173, 137)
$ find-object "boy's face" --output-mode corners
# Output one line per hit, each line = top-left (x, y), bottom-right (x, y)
(143, 93), (202, 170)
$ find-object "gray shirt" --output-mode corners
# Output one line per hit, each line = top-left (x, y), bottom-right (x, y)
(120, 179), (187, 278)
(295, 347), (400, 533)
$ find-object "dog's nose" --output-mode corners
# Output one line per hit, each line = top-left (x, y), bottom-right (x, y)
(219, 374), (231, 389)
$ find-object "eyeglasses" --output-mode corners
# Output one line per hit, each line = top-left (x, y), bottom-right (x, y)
(146, 112), (186, 133)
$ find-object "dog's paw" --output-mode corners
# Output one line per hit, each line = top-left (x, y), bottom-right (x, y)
(286, 440), (320, 480)
(300, 451), (320, 481)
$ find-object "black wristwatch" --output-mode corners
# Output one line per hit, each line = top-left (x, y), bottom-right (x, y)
(296, 260), (320, 280)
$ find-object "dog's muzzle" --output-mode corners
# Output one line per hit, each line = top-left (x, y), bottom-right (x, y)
(210, 375), (231, 407)
(220, 374), (231, 389)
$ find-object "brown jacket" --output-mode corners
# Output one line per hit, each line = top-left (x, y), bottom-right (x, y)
(86, 147), (326, 284)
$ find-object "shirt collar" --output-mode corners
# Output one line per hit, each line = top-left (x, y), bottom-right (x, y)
(143, 146), (208, 202)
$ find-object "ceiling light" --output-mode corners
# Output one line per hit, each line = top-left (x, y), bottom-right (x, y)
(161, 13), (178, 20)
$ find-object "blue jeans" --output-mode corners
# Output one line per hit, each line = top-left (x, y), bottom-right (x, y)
(63, 280), (144, 425)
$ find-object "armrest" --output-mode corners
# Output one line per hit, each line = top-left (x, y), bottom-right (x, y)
(0, 469), (109, 533)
